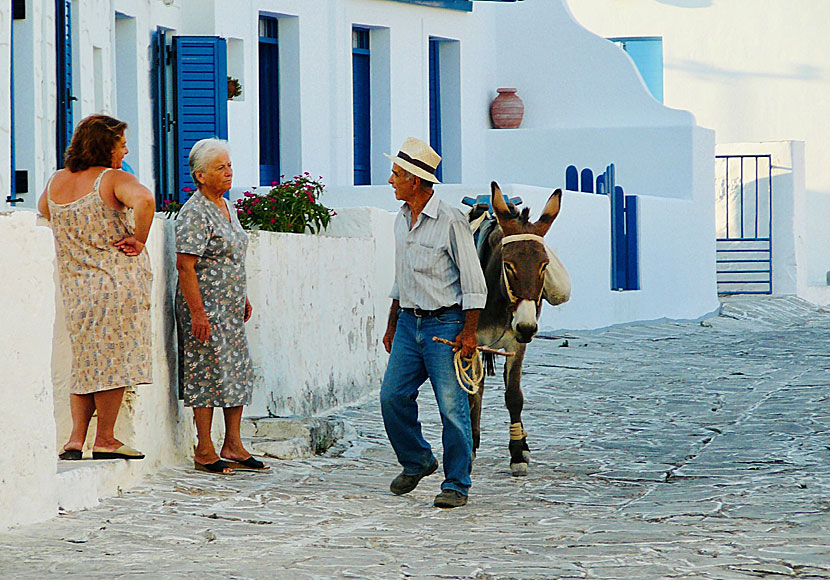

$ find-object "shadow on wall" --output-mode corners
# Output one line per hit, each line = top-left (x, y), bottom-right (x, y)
(655, 0), (712, 7)
(667, 60), (821, 82)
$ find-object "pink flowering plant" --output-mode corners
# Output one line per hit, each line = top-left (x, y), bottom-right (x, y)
(234, 173), (335, 234)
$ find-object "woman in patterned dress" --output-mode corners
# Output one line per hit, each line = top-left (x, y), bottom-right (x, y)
(175, 139), (267, 475)
(38, 114), (155, 461)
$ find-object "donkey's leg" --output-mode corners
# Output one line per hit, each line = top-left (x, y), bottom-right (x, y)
(468, 375), (485, 462)
(504, 343), (529, 476)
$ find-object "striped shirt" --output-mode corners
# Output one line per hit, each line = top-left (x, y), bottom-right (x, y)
(390, 193), (487, 311)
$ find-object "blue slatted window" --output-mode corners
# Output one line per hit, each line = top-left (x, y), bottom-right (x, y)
(352, 27), (371, 185)
(428, 38), (443, 182)
(173, 36), (228, 202)
(56, 0), (74, 168)
(611, 37), (663, 103)
(259, 16), (280, 186)
(152, 27), (174, 205)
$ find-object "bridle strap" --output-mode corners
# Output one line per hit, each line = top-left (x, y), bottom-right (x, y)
(502, 233), (546, 245)
(501, 233), (548, 305)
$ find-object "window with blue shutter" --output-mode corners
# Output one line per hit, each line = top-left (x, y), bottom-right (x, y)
(259, 16), (280, 186)
(55, 0), (74, 168)
(428, 38), (443, 183)
(152, 27), (174, 205)
(352, 28), (371, 185)
(610, 37), (663, 103)
(173, 36), (228, 201)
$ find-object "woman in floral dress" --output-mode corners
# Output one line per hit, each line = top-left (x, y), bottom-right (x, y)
(38, 114), (155, 461)
(175, 138), (267, 474)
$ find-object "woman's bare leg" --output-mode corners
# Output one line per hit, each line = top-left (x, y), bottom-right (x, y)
(65, 393), (96, 451)
(92, 387), (126, 451)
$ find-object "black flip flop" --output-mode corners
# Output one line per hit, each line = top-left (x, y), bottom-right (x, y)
(222, 456), (269, 471)
(194, 459), (234, 475)
(59, 449), (83, 461)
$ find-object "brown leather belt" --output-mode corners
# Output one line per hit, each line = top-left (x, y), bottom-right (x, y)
(402, 305), (461, 318)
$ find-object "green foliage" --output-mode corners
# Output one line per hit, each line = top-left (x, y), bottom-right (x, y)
(234, 174), (336, 234)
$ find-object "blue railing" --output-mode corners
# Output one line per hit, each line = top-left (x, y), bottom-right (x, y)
(715, 154), (773, 295)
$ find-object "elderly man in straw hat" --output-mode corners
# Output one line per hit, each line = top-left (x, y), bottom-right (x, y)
(380, 137), (487, 509)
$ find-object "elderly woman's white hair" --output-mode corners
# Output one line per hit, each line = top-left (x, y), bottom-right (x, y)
(189, 138), (231, 188)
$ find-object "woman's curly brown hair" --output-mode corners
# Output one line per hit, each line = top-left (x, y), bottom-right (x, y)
(64, 114), (127, 172)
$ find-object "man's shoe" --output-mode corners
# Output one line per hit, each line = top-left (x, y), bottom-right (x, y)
(434, 489), (468, 508)
(390, 459), (438, 495)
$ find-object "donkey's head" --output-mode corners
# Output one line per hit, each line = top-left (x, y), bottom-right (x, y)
(490, 181), (562, 343)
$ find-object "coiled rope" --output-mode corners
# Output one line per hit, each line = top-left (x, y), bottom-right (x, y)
(432, 337), (514, 395)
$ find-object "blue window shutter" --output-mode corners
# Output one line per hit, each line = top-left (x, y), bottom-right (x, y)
(152, 27), (173, 205)
(428, 38), (443, 182)
(352, 28), (371, 185)
(56, 0), (73, 168)
(259, 17), (280, 186)
(173, 36), (228, 202)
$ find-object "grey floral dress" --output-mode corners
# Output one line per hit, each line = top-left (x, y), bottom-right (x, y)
(175, 191), (253, 407)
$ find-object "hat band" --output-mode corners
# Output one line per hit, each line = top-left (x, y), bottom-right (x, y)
(397, 151), (437, 176)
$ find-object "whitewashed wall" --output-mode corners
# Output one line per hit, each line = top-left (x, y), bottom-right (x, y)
(565, 0), (830, 300)
(0, 211), (57, 530)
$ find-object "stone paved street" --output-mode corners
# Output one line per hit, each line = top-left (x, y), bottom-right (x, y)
(2, 297), (829, 579)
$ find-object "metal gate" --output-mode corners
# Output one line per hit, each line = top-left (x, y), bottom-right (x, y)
(715, 154), (773, 294)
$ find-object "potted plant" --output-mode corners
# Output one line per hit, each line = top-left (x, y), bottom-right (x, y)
(234, 173), (336, 234)
(227, 76), (242, 100)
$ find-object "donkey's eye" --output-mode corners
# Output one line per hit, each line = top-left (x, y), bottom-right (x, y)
(504, 263), (516, 275)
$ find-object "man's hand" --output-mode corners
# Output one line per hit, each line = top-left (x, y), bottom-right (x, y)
(244, 297), (253, 322)
(453, 326), (478, 359)
(383, 300), (400, 354)
(453, 309), (481, 359)
(383, 326), (396, 354)
(114, 236), (145, 256)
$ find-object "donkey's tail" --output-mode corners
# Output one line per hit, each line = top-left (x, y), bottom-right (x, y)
(483, 352), (496, 377)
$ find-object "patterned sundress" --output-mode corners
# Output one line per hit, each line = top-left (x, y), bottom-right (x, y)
(174, 191), (254, 407)
(48, 168), (152, 394)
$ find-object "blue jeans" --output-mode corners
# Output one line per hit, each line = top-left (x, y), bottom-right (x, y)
(380, 308), (473, 495)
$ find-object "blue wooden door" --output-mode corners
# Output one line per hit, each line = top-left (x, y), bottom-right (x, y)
(259, 16), (280, 186)
(173, 36), (228, 202)
(428, 38), (443, 183)
(352, 28), (371, 185)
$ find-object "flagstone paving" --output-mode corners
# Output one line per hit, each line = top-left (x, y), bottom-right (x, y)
(2, 296), (829, 579)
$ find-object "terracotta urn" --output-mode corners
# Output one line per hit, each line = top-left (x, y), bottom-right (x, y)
(490, 88), (524, 129)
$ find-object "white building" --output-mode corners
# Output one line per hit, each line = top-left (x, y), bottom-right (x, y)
(566, 0), (830, 304)
(1, 0), (719, 529)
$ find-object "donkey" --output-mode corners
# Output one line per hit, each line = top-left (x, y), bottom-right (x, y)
(469, 181), (567, 476)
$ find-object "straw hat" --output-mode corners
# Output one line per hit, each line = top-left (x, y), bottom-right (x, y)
(384, 137), (442, 184)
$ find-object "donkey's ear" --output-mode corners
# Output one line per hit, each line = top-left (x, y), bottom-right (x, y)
(490, 181), (513, 224)
(534, 189), (562, 236)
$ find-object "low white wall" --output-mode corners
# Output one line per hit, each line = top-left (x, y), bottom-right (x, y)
(244, 208), (393, 417)
(0, 211), (58, 530)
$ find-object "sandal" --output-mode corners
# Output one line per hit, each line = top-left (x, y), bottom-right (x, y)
(59, 449), (83, 461)
(221, 456), (269, 471)
(194, 459), (234, 475)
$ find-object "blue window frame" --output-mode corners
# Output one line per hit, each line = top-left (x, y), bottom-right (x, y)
(172, 36), (228, 202)
(610, 37), (663, 103)
(259, 16), (280, 186)
(56, 0), (74, 168)
(428, 38), (443, 182)
(352, 27), (371, 185)
(387, 0), (472, 11)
